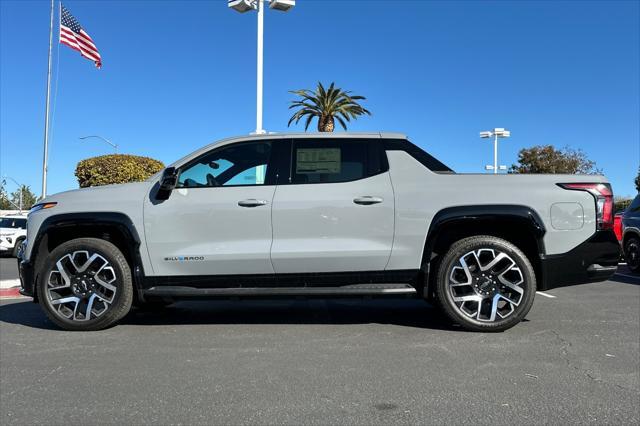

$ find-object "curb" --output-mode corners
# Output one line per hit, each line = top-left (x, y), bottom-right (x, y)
(0, 287), (26, 299)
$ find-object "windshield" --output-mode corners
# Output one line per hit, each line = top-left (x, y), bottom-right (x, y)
(0, 218), (26, 229)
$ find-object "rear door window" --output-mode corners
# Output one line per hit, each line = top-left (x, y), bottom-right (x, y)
(290, 139), (384, 184)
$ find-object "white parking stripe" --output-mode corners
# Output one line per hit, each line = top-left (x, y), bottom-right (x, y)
(0, 279), (20, 289)
(536, 291), (557, 299)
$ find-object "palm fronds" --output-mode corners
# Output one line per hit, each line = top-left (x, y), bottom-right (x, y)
(287, 82), (371, 132)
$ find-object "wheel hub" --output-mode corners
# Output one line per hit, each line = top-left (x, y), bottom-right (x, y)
(474, 273), (496, 296)
(71, 274), (95, 298)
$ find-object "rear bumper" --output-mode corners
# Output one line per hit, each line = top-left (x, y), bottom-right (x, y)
(540, 229), (620, 291)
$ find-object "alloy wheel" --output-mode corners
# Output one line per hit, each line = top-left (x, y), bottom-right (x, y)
(627, 239), (639, 270)
(46, 250), (118, 322)
(447, 248), (526, 322)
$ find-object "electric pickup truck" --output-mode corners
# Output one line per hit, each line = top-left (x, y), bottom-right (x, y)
(17, 133), (621, 331)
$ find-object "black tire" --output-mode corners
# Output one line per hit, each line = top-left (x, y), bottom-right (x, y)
(12, 238), (24, 257)
(435, 235), (537, 332)
(625, 236), (640, 273)
(38, 238), (133, 331)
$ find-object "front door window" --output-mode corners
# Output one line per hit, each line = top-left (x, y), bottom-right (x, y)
(177, 142), (272, 188)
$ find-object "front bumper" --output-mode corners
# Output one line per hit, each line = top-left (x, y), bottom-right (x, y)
(540, 229), (621, 290)
(0, 235), (17, 250)
(17, 243), (36, 299)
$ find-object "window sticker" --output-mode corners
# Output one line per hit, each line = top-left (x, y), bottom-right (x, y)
(296, 148), (341, 174)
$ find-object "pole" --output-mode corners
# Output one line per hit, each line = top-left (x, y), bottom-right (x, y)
(255, 0), (265, 134)
(19, 187), (23, 212)
(493, 134), (498, 174)
(41, 0), (55, 199)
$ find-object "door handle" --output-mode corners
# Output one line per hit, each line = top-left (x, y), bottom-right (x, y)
(238, 199), (269, 208)
(353, 196), (383, 205)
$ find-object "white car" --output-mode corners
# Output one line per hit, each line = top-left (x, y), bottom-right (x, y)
(0, 214), (27, 257)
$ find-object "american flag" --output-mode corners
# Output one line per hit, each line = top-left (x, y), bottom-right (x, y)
(60, 4), (102, 68)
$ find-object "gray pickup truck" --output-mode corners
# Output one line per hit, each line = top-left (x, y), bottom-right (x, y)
(18, 133), (620, 331)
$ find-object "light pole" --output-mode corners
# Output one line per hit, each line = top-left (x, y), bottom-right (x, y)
(228, 0), (295, 135)
(2, 175), (24, 212)
(479, 128), (510, 174)
(79, 135), (118, 153)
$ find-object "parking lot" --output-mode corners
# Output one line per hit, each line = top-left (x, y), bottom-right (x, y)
(0, 258), (638, 425)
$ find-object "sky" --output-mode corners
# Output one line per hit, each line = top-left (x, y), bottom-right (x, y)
(1, 0), (639, 198)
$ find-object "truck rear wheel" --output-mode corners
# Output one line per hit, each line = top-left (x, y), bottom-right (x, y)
(37, 238), (133, 331)
(435, 235), (536, 332)
(624, 236), (639, 273)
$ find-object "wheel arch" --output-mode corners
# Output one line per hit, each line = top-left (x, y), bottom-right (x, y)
(30, 212), (146, 302)
(622, 227), (640, 247)
(421, 205), (547, 299)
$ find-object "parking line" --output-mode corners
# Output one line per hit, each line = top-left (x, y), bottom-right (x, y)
(536, 291), (557, 299)
(0, 279), (20, 289)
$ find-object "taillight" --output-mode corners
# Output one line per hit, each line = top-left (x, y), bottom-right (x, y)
(559, 183), (614, 230)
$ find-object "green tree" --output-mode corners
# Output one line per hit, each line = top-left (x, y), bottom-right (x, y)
(288, 82), (371, 132)
(614, 196), (632, 213)
(0, 184), (13, 210)
(510, 145), (600, 174)
(635, 168), (639, 192)
(10, 185), (38, 210)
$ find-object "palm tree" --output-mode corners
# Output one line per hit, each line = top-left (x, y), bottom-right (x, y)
(287, 82), (371, 132)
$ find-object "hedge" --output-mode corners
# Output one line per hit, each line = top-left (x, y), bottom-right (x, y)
(75, 154), (165, 188)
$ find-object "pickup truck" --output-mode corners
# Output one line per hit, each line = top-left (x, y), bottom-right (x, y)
(17, 133), (621, 331)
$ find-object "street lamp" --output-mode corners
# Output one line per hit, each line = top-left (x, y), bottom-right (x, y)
(2, 175), (24, 212)
(79, 135), (118, 153)
(479, 128), (510, 174)
(228, 0), (295, 135)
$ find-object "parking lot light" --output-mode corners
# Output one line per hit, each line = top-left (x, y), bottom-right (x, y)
(480, 128), (510, 174)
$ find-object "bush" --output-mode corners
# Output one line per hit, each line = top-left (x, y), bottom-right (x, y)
(75, 154), (165, 188)
(615, 197), (632, 213)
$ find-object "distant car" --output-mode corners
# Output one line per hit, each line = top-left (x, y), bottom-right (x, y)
(622, 194), (640, 273)
(0, 214), (27, 257)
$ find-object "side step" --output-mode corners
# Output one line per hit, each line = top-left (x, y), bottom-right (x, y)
(144, 283), (417, 298)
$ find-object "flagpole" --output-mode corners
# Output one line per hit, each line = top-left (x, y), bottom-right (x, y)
(41, 0), (55, 199)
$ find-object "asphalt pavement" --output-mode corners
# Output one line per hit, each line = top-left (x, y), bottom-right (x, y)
(0, 257), (17, 282)
(0, 262), (638, 425)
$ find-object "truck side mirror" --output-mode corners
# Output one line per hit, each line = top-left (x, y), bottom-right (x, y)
(157, 167), (178, 200)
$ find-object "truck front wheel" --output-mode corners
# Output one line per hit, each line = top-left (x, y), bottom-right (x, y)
(435, 235), (536, 332)
(37, 238), (133, 331)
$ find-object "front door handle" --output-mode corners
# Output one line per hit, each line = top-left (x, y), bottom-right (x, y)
(238, 199), (269, 208)
(353, 196), (383, 205)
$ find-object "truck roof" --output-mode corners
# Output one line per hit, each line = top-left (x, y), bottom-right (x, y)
(171, 132), (408, 168)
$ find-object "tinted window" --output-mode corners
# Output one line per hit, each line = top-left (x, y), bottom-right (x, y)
(291, 139), (378, 184)
(177, 142), (272, 188)
(0, 218), (26, 229)
(384, 139), (454, 173)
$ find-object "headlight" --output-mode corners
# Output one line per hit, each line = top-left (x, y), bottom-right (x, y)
(29, 202), (57, 214)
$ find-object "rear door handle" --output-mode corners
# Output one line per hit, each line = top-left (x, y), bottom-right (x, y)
(238, 199), (269, 208)
(353, 196), (383, 205)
